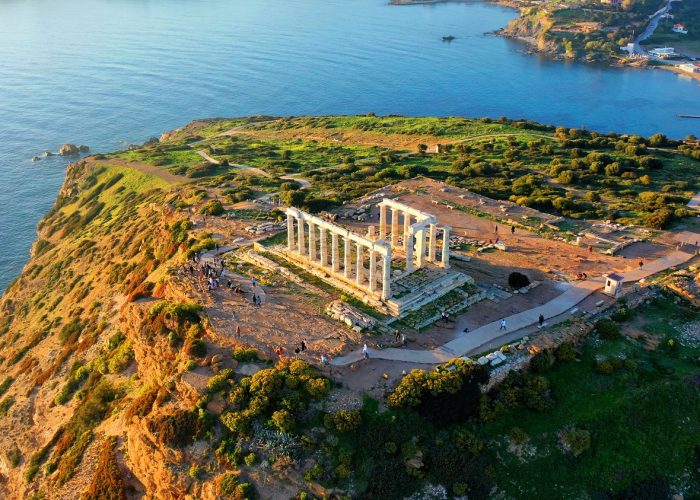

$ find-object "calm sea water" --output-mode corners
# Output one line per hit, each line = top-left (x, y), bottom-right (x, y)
(0, 0), (698, 289)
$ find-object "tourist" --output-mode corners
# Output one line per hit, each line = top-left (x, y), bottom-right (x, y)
(639, 260), (644, 270)
(252, 277), (257, 287)
(538, 314), (544, 328)
(231, 311), (236, 321)
(401, 333), (407, 346)
(252, 294), (257, 305)
(395, 329), (400, 342)
(236, 325), (241, 337)
(445, 312), (450, 323)
(500, 319), (507, 330)
(301, 340), (307, 352)
(511, 225), (515, 235)
(321, 354), (328, 366)
(362, 343), (369, 360)
(588, 246), (593, 255)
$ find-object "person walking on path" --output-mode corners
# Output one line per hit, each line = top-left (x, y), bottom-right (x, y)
(301, 340), (307, 352)
(639, 260), (644, 270)
(500, 319), (507, 330)
(395, 330), (401, 343)
(362, 343), (369, 360)
(511, 225), (515, 235)
(538, 314), (544, 328)
(236, 324), (241, 337)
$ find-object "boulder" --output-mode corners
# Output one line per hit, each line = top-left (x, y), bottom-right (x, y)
(43, 151), (55, 157)
(58, 144), (80, 156)
(31, 156), (40, 162)
(78, 145), (90, 153)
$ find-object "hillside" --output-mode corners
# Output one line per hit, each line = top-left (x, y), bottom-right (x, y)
(0, 115), (699, 499)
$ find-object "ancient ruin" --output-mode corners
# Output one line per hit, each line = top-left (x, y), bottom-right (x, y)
(282, 199), (472, 316)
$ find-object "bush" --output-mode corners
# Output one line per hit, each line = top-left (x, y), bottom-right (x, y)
(562, 427), (591, 457)
(595, 360), (614, 374)
(271, 409), (295, 433)
(232, 346), (258, 362)
(324, 409), (362, 432)
(555, 343), (576, 363)
(200, 200), (225, 216)
(244, 452), (256, 467)
(595, 318), (621, 340)
(645, 208), (673, 229)
(530, 350), (554, 372)
(509, 427), (529, 445)
(508, 272), (530, 289)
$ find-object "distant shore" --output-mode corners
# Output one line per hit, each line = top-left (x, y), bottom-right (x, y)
(391, 0), (700, 85)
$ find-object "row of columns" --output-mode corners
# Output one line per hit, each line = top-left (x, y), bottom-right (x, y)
(378, 203), (450, 269)
(287, 212), (392, 300)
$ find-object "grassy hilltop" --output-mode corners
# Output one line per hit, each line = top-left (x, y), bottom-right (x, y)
(0, 115), (698, 499)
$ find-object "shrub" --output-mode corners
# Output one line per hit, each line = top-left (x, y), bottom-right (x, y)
(305, 377), (330, 399)
(389, 360), (488, 425)
(200, 199), (225, 216)
(595, 318), (620, 340)
(530, 350), (554, 372)
(508, 272), (530, 289)
(147, 409), (203, 448)
(189, 464), (202, 480)
(596, 360), (614, 375)
(324, 409), (362, 432)
(645, 208), (673, 229)
(207, 369), (234, 394)
(562, 427), (591, 457)
(509, 427), (529, 445)
(244, 452), (256, 467)
(271, 409), (295, 433)
(555, 343), (576, 363)
(232, 346), (258, 362)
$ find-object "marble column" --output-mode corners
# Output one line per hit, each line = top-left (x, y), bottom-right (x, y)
(379, 205), (387, 240)
(308, 222), (316, 260)
(381, 254), (392, 300)
(441, 226), (451, 269)
(428, 224), (437, 262)
(296, 217), (305, 255)
(319, 227), (327, 266)
(331, 233), (339, 273)
(344, 237), (352, 279)
(415, 226), (426, 268)
(368, 249), (376, 292)
(356, 243), (364, 286)
(405, 231), (414, 273)
(403, 212), (411, 253)
(287, 215), (294, 251)
(391, 208), (399, 247)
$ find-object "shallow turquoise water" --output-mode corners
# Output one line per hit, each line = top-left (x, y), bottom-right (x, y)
(0, 0), (698, 289)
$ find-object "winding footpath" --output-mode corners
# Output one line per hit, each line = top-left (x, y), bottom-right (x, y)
(331, 248), (696, 366)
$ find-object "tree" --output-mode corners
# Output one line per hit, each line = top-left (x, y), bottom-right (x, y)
(508, 272), (530, 289)
(281, 189), (306, 207)
(648, 133), (668, 147)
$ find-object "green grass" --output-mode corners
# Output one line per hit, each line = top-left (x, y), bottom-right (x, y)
(483, 297), (700, 497)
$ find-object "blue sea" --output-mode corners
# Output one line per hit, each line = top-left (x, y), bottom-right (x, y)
(0, 0), (698, 289)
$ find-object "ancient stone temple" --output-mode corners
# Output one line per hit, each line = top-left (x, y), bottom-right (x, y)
(282, 199), (472, 316)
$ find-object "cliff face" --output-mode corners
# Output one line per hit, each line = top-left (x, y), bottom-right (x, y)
(0, 155), (208, 498)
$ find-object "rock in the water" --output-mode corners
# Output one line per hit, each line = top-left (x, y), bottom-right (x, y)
(31, 156), (40, 162)
(59, 144), (80, 156)
(78, 145), (90, 152)
(43, 151), (55, 157)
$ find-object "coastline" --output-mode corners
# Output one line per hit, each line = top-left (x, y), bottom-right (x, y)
(392, 0), (700, 85)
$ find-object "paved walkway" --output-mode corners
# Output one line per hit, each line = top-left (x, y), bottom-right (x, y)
(331, 249), (696, 366)
(688, 191), (700, 210)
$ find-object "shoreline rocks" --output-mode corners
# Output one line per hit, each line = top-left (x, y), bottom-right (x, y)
(59, 143), (80, 156)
